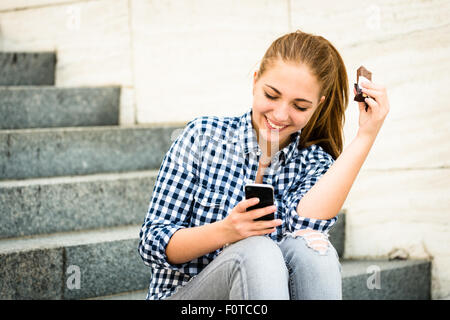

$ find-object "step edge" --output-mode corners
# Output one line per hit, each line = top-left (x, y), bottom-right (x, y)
(0, 123), (186, 134)
(86, 289), (148, 300)
(0, 85), (121, 90)
(341, 258), (431, 278)
(0, 51), (56, 56)
(0, 224), (142, 255)
(0, 169), (159, 187)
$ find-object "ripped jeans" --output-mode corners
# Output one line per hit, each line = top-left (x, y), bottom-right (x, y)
(166, 232), (342, 300)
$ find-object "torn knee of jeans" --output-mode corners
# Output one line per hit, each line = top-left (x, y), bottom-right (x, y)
(294, 229), (330, 255)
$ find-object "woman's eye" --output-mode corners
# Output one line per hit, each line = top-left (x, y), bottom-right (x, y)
(264, 92), (308, 112)
(264, 92), (276, 100)
(294, 105), (308, 112)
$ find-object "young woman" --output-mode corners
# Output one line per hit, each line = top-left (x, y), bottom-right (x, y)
(138, 30), (390, 300)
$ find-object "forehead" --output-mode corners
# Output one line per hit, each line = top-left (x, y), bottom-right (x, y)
(261, 60), (321, 100)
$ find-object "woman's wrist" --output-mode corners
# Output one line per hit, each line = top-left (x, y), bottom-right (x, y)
(356, 128), (378, 146)
(215, 218), (240, 246)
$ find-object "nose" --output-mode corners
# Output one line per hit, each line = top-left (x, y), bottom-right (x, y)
(271, 103), (290, 124)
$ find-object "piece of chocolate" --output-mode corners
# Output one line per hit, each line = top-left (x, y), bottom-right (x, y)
(354, 66), (372, 112)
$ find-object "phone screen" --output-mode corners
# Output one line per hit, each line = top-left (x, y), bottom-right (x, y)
(245, 184), (275, 221)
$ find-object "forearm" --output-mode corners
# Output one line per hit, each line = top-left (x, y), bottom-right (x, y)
(297, 132), (376, 220)
(166, 220), (229, 265)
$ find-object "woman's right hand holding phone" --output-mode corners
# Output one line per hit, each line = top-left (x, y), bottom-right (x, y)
(220, 198), (282, 244)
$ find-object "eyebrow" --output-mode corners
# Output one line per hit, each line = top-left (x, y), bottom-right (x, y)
(264, 84), (313, 104)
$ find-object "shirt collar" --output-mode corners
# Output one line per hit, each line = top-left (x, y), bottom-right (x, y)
(233, 108), (301, 163)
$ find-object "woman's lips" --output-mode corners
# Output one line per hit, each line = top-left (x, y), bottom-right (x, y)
(264, 115), (289, 132)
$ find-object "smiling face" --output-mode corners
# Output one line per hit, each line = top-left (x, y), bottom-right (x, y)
(252, 59), (325, 154)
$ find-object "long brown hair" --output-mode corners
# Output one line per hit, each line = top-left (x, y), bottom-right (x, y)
(256, 30), (349, 160)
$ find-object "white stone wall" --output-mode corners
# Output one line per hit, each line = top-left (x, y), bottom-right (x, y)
(1, 0), (449, 299)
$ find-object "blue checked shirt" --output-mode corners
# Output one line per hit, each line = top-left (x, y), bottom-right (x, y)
(138, 108), (338, 300)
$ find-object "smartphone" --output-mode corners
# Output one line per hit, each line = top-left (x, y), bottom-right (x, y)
(245, 183), (275, 221)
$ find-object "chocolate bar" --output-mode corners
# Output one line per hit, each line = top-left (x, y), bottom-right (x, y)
(354, 66), (372, 112)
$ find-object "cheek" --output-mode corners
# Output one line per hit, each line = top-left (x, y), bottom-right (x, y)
(304, 111), (316, 124)
(291, 113), (310, 129)
(253, 98), (272, 113)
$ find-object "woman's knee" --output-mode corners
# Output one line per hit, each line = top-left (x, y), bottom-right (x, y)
(280, 232), (342, 299)
(225, 236), (289, 298)
(281, 231), (341, 273)
(227, 236), (285, 268)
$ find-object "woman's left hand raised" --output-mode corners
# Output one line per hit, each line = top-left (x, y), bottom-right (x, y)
(354, 81), (390, 139)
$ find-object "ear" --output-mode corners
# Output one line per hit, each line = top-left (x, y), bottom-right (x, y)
(252, 71), (258, 95)
(319, 95), (325, 105)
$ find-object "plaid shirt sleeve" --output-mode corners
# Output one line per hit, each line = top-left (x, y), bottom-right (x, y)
(138, 119), (201, 269)
(285, 146), (338, 234)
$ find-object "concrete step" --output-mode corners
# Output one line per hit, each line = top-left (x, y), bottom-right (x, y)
(0, 170), (345, 256)
(0, 170), (157, 239)
(0, 52), (56, 86)
(341, 259), (430, 300)
(0, 225), (149, 300)
(0, 211), (346, 300)
(91, 259), (431, 300)
(0, 124), (184, 180)
(0, 86), (120, 129)
(0, 223), (429, 300)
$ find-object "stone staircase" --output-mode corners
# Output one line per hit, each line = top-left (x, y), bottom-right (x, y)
(0, 52), (431, 300)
